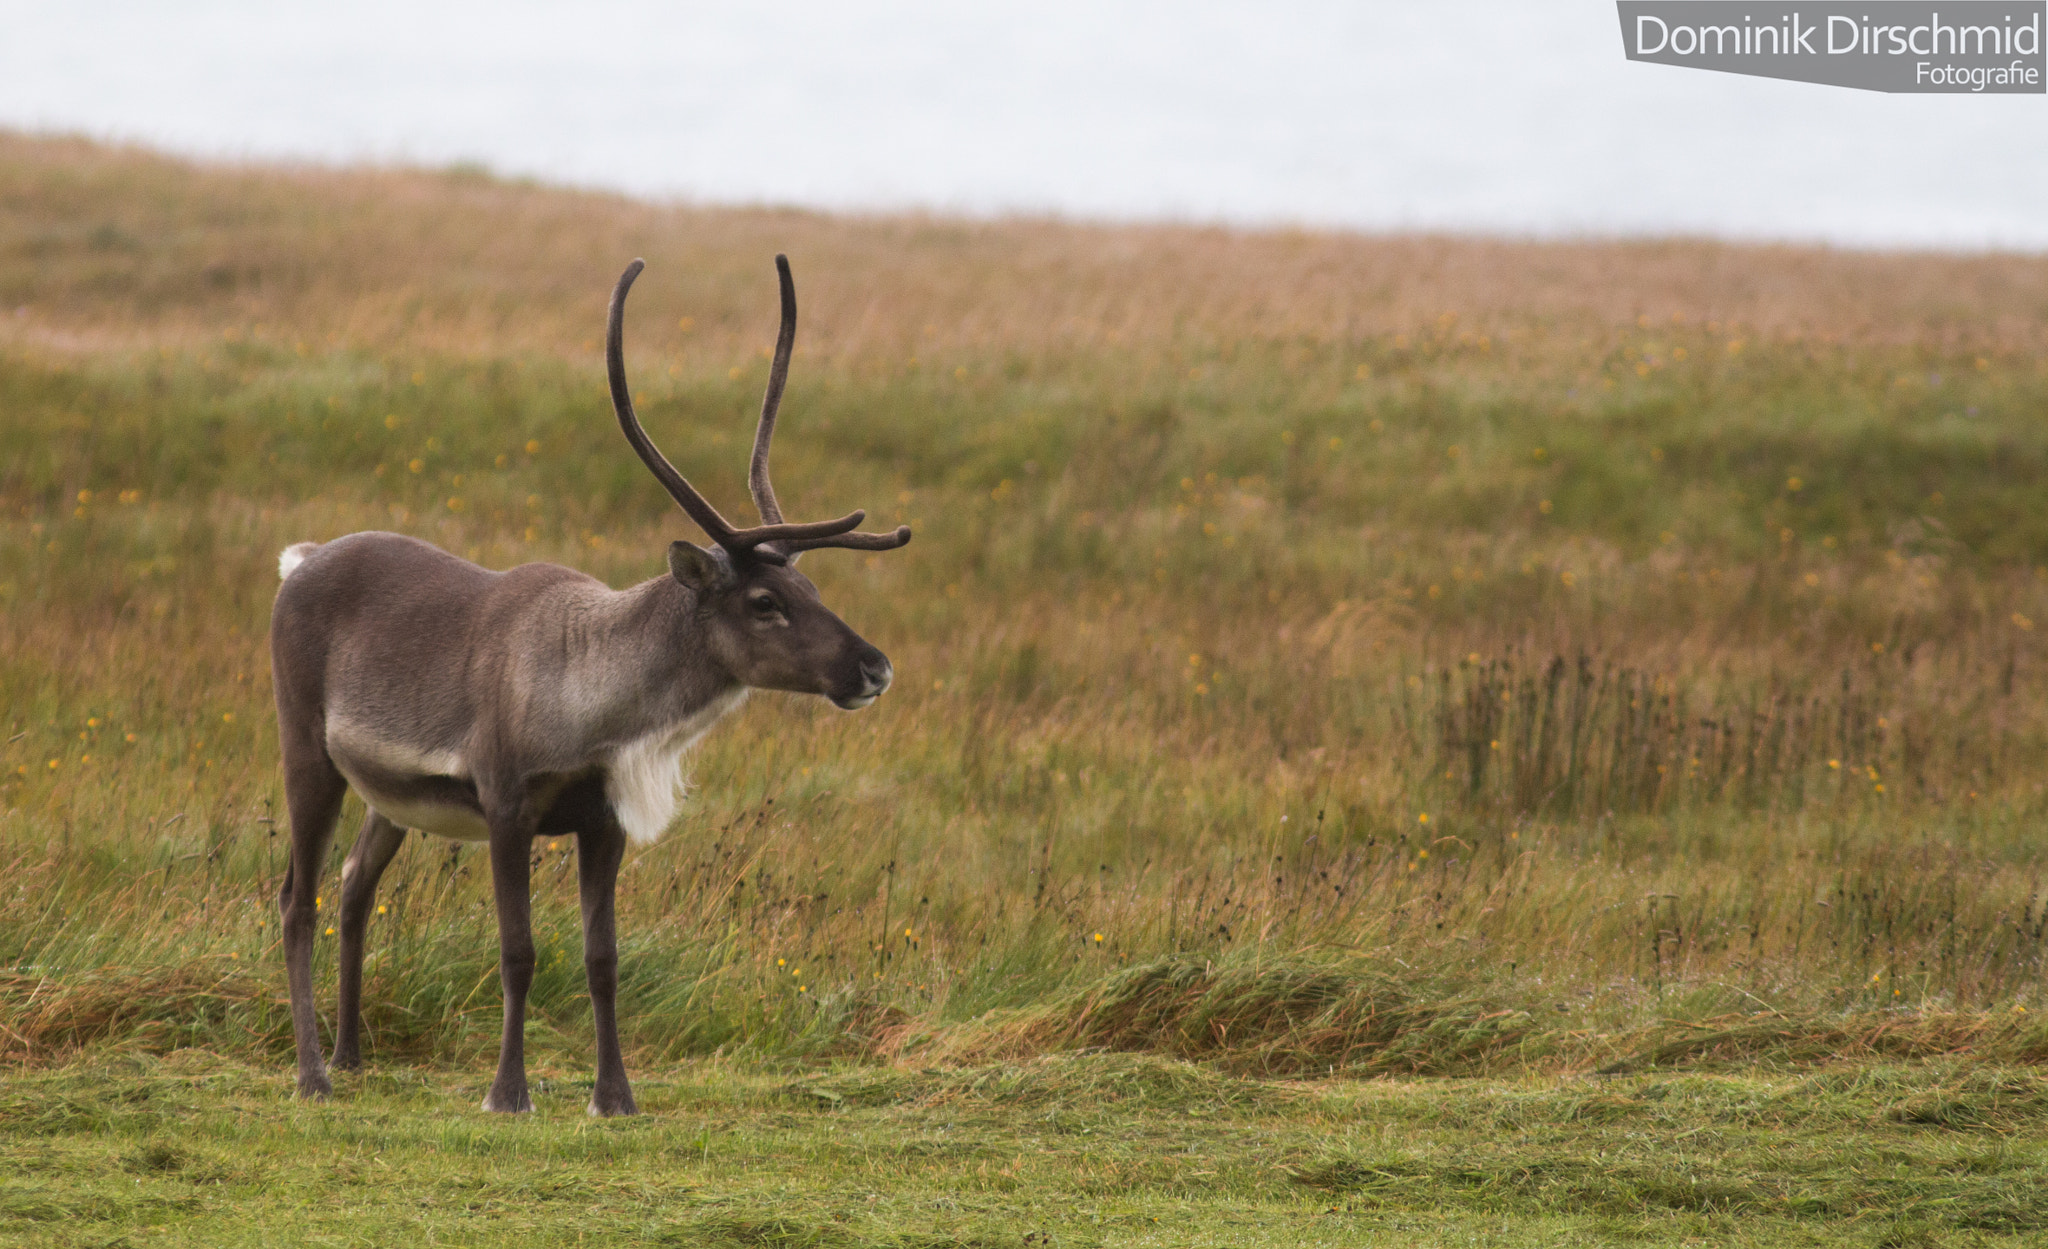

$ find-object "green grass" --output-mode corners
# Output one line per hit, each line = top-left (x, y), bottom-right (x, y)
(3, 133), (2048, 1242)
(7, 1051), (2048, 1246)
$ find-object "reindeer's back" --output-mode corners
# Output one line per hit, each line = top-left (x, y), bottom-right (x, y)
(270, 532), (594, 739)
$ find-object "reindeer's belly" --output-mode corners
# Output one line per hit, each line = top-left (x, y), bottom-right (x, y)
(326, 718), (488, 841)
(348, 773), (490, 841)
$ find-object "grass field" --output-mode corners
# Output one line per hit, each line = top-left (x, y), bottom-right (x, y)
(2, 131), (2048, 1244)
(10, 1053), (2048, 1247)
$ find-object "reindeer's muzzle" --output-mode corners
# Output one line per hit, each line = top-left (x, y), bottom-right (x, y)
(831, 647), (894, 710)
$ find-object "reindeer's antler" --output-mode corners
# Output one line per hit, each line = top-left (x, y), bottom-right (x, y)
(748, 255), (796, 527)
(745, 256), (911, 563)
(607, 258), (909, 565)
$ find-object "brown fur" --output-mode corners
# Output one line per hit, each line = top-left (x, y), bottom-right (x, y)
(270, 257), (905, 1115)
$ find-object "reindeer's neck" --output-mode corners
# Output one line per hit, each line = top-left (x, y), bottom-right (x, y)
(547, 574), (742, 749)
(553, 574), (744, 844)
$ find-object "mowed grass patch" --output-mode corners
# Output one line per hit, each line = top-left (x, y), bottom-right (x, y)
(5, 1053), (2048, 1246)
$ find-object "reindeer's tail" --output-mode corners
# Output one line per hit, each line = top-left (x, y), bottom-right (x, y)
(278, 542), (319, 580)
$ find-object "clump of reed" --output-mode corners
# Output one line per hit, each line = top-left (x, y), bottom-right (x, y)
(1424, 647), (2024, 818)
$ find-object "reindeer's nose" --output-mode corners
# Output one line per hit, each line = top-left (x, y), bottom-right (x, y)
(831, 648), (893, 711)
(860, 653), (893, 696)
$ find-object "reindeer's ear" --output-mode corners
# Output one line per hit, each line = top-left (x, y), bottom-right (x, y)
(668, 541), (729, 591)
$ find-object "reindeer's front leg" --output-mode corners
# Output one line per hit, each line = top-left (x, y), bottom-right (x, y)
(483, 803), (537, 1113)
(577, 816), (636, 1116)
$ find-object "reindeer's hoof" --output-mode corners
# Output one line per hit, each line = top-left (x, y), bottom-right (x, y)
(587, 1090), (639, 1118)
(297, 1071), (333, 1100)
(482, 1085), (533, 1114)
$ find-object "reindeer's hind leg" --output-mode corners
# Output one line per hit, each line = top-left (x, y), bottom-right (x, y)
(278, 731), (347, 1100)
(333, 811), (408, 1073)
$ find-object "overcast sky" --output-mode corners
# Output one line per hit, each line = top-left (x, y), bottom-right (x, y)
(0, 1), (2040, 248)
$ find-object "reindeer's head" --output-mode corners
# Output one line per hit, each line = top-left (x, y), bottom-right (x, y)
(607, 258), (909, 710)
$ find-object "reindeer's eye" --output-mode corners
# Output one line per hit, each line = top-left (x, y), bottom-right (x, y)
(747, 592), (782, 617)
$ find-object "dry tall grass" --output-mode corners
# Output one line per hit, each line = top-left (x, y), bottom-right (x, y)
(8, 130), (2048, 363)
(2, 132), (2046, 1073)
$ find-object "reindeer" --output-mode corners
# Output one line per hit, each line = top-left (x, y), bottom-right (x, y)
(269, 257), (908, 1115)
